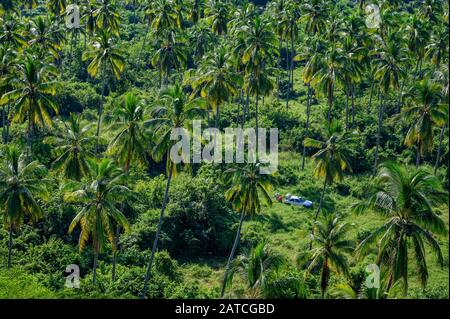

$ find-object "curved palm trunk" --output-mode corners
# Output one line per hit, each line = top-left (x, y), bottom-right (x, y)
(327, 84), (334, 124)
(302, 84), (311, 170)
(92, 250), (98, 285)
(434, 124), (446, 174)
(141, 163), (174, 299)
(7, 225), (13, 270)
(220, 210), (245, 297)
(309, 181), (327, 250)
(373, 93), (384, 175)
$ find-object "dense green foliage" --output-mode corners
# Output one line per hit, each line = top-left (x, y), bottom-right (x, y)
(0, 0), (448, 299)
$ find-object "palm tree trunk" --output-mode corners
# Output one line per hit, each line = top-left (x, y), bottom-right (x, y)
(255, 93), (259, 154)
(141, 163), (174, 299)
(396, 79), (405, 113)
(351, 85), (355, 125)
(416, 144), (421, 167)
(2, 105), (6, 144)
(7, 225), (13, 270)
(111, 224), (121, 282)
(327, 84), (333, 124)
(345, 90), (349, 130)
(93, 250), (98, 284)
(309, 180), (327, 250)
(95, 77), (107, 154)
(285, 39), (290, 110)
(373, 93), (384, 175)
(368, 79), (374, 112)
(290, 33), (295, 97)
(302, 84), (311, 170)
(277, 38), (282, 102)
(321, 258), (329, 299)
(434, 124), (446, 174)
(220, 210), (245, 297)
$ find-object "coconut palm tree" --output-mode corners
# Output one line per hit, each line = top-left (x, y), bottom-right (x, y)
(221, 162), (274, 297)
(0, 145), (50, 270)
(28, 16), (65, 61)
(371, 31), (408, 173)
(82, 29), (125, 153)
(304, 215), (354, 298)
(93, 0), (121, 36)
(47, 0), (67, 17)
(227, 240), (283, 298)
(151, 30), (187, 86)
(141, 84), (206, 298)
(188, 0), (205, 24)
(0, 56), (59, 146)
(0, 14), (26, 49)
(65, 158), (130, 284)
(303, 121), (353, 248)
(353, 162), (448, 294)
(433, 65), (449, 174)
(400, 79), (445, 166)
(49, 113), (94, 181)
(0, 44), (16, 144)
(205, 0), (229, 36)
(300, 0), (328, 35)
(188, 47), (240, 131)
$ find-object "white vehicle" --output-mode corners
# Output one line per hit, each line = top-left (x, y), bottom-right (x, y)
(285, 195), (313, 208)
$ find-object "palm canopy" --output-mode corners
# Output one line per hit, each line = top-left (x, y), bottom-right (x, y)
(205, 0), (229, 36)
(0, 55), (59, 130)
(305, 215), (354, 298)
(400, 79), (446, 155)
(47, 113), (95, 181)
(0, 144), (50, 229)
(187, 47), (240, 111)
(65, 158), (131, 253)
(303, 122), (353, 185)
(82, 30), (125, 80)
(92, 0), (121, 36)
(147, 84), (206, 172)
(353, 162), (448, 293)
(107, 92), (149, 172)
(224, 162), (273, 217)
(0, 14), (26, 48)
(143, 0), (182, 33)
(228, 240), (284, 298)
(28, 16), (64, 60)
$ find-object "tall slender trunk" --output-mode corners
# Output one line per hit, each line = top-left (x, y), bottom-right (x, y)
(373, 93), (384, 175)
(111, 224), (121, 282)
(285, 39), (290, 110)
(302, 84), (311, 170)
(92, 250), (98, 284)
(416, 144), (421, 167)
(351, 85), (355, 125)
(277, 38), (282, 102)
(220, 211), (245, 297)
(7, 225), (12, 270)
(255, 93), (259, 155)
(345, 90), (349, 130)
(2, 105), (6, 143)
(327, 84), (334, 124)
(309, 181), (327, 250)
(321, 258), (329, 299)
(141, 163), (174, 299)
(368, 79), (374, 112)
(290, 33), (295, 99)
(434, 124), (446, 174)
(95, 77), (107, 154)
(396, 79), (405, 113)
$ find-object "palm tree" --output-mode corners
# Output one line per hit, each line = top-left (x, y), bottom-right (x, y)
(300, 0), (328, 35)
(227, 240), (283, 298)
(47, 0), (67, 17)
(92, 0), (121, 36)
(151, 30), (187, 86)
(0, 14), (26, 49)
(205, 0), (229, 36)
(28, 16), (64, 61)
(353, 162), (448, 294)
(108, 92), (149, 173)
(141, 84), (206, 298)
(400, 79), (445, 166)
(107, 92), (149, 281)
(371, 31), (408, 173)
(82, 30), (125, 153)
(49, 113), (94, 181)
(139, 0), (182, 63)
(304, 215), (354, 298)
(0, 44), (16, 144)
(433, 65), (449, 174)
(0, 145), (50, 270)
(0, 56), (59, 146)
(65, 158), (130, 284)
(303, 121), (353, 248)
(311, 45), (345, 124)
(188, 47), (240, 131)
(188, 0), (205, 24)
(221, 162), (274, 297)
(405, 14), (430, 80)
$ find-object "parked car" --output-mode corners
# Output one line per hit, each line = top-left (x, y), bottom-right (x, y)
(285, 195), (313, 208)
